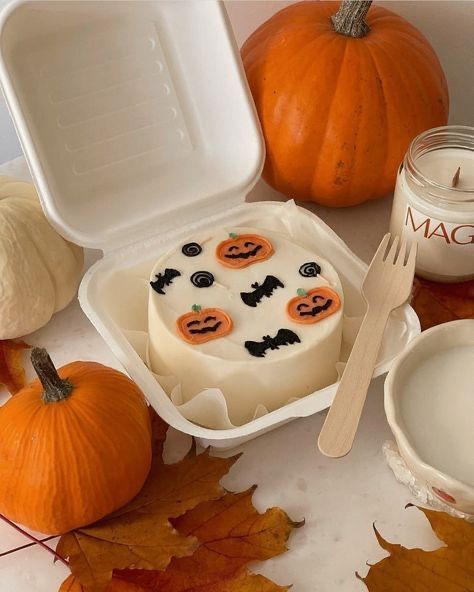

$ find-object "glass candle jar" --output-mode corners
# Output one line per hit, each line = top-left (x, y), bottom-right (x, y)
(390, 126), (474, 283)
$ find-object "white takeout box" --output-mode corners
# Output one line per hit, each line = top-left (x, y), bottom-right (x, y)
(0, 0), (420, 448)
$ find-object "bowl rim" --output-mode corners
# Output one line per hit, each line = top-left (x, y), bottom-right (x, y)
(384, 319), (474, 493)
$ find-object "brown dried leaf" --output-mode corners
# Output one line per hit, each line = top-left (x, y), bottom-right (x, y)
(148, 406), (168, 460)
(111, 487), (297, 592)
(61, 573), (287, 592)
(0, 339), (30, 394)
(114, 572), (288, 592)
(411, 277), (474, 330)
(59, 488), (296, 592)
(57, 412), (239, 592)
(360, 506), (474, 591)
(59, 576), (87, 592)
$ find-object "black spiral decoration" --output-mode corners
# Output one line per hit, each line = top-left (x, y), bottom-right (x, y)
(182, 242), (202, 257)
(190, 271), (215, 288)
(299, 261), (321, 278)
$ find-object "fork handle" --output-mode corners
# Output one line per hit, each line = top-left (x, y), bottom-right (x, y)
(318, 306), (389, 458)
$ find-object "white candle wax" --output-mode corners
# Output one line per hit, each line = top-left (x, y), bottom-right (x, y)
(390, 129), (474, 283)
(417, 148), (474, 198)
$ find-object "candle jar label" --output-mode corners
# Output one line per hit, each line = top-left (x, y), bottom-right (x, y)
(389, 126), (474, 283)
(393, 201), (474, 280)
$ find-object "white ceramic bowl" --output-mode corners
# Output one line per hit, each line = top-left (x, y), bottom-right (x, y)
(385, 319), (474, 514)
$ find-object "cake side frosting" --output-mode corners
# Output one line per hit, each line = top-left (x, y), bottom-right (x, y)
(148, 226), (344, 426)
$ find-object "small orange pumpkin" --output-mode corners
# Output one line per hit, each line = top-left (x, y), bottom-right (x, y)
(177, 305), (233, 344)
(0, 348), (152, 535)
(287, 287), (341, 324)
(242, 0), (449, 207)
(216, 233), (273, 269)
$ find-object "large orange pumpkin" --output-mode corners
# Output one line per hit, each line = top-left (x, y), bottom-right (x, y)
(0, 348), (152, 535)
(241, 0), (449, 207)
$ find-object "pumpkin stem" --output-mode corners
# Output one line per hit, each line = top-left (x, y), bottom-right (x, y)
(331, 0), (372, 38)
(31, 347), (74, 404)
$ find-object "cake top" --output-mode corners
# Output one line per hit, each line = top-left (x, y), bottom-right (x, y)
(149, 227), (343, 361)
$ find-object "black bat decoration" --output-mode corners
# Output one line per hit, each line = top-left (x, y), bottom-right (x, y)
(150, 268), (181, 295)
(245, 328), (301, 358)
(240, 275), (284, 307)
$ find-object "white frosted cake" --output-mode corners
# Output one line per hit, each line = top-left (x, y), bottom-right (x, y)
(148, 227), (344, 426)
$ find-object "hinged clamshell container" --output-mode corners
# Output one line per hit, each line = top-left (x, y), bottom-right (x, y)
(0, 0), (420, 448)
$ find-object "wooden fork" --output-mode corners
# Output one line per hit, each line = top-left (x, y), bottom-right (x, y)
(318, 233), (417, 458)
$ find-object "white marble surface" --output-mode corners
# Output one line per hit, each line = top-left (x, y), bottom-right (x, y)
(0, 157), (444, 592)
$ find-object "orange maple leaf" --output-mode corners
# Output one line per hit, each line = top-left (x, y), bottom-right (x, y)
(57, 411), (240, 592)
(360, 505), (474, 591)
(0, 339), (30, 395)
(110, 487), (299, 591)
(57, 412), (299, 592)
(60, 488), (295, 592)
(411, 277), (474, 330)
(60, 572), (288, 592)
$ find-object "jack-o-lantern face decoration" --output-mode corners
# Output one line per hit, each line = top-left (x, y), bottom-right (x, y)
(216, 233), (273, 269)
(287, 287), (341, 324)
(177, 305), (233, 344)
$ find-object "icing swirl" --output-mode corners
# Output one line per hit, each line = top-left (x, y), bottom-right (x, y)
(299, 261), (321, 278)
(191, 271), (215, 288)
(182, 242), (202, 257)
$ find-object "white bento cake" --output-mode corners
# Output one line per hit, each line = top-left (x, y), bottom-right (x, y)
(148, 227), (344, 426)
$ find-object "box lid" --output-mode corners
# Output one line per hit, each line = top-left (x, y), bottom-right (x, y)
(0, 0), (264, 251)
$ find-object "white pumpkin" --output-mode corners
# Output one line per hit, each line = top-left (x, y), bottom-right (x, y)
(0, 176), (84, 339)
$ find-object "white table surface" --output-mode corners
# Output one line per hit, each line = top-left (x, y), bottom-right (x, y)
(0, 157), (442, 592)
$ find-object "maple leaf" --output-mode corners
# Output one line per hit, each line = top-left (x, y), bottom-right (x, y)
(60, 488), (296, 592)
(411, 277), (474, 330)
(149, 406), (168, 460)
(57, 410), (239, 592)
(60, 573), (288, 592)
(0, 339), (30, 394)
(360, 505), (474, 591)
(111, 487), (299, 592)
(59, 577), (87, 592)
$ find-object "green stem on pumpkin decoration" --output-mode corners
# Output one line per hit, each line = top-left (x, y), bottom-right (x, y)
(30, 347), (74, 404)
(331, 0), (372, 38)
(0, 514), (69, 567)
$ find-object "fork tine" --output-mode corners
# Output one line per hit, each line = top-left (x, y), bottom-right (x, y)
(385, 235), (399, 264)
(372, 233), (392, 264)
(395, 237), (407, 266)
(405, 240), (417, 270)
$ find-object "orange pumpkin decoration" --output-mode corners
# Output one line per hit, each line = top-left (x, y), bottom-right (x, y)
(177, 305), (233, 344)
(216, 233), (273, 269)
(0, 348), (152, 535)
(241, 0), (449, 207)
(287, 287), (341, 324)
